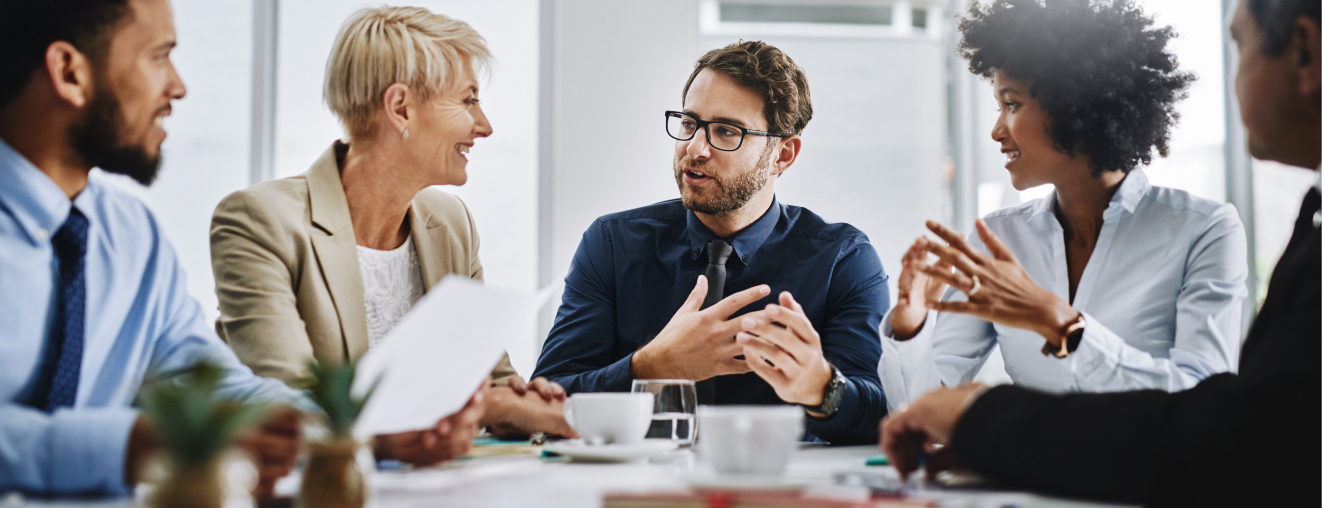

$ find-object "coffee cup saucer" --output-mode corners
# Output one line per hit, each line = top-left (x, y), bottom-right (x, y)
(681, 468), (815, 491)
(543, 439), (680, 463)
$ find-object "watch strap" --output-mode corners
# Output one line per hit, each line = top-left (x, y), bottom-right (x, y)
(802, 363), (846, 417)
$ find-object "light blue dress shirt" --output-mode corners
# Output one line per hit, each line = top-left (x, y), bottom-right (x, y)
(0, 139), (299, 495)
(878, 168), (1248, 411)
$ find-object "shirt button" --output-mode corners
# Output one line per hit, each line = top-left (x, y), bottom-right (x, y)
(1068, 387), (1078, 393)
(741, 255), (749, 263)
(35, 228), (48, 241)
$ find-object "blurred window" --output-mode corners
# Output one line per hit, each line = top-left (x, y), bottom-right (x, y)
(912, 8), (927, 29)
(719, 3), (893, 26)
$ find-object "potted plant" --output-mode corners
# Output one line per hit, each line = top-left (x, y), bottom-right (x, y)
(300, 360), (374, 508)
(137, 362), (270, 508)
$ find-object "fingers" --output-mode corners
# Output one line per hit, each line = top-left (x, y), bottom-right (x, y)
(925, 220), (990, 265)
(879, 415), (926, 480)
(737, 312), (810, 361)
(527, 377), (566, 401)
(708, 284), (771, 318)
(681, 275), (709, 313)
(779, 291), (804, 313)
(743, 346), (790, 386)
(928, 300), (986, 316)
(924, 447), (959, 482)
(896, 241), (927, 302)
(975, 219), (1019, 264)
(722, 355), (754, 376)
(917, 237), (982, 279)
(764, 297), (818, 345)
(916, 262), (974, 294)
(508, 375), (528, 395)
(736, 332), (800, 368)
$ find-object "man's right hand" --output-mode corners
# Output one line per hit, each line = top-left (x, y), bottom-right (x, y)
(630, 275), (770, 381)
(374, 385), (486, 466)
(891, 238), (953, 340)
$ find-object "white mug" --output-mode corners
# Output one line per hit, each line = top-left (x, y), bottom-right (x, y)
(562, 393), (655, 445)
(697, 405), (804, 474)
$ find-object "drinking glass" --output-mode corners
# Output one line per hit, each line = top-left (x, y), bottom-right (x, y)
(631, 379), (698, 446)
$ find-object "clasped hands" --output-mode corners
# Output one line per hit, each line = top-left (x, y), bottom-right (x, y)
(892, 219), (1080, 346)
(631, 275), (833, 410)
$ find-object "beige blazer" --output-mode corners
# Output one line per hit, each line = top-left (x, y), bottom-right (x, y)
(210, 141), (516, 388)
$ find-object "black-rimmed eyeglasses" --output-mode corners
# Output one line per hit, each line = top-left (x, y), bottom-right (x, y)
(665, 111), (788, 151)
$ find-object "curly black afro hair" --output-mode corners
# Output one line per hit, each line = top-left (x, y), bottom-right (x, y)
(957, 0), (1195, 176)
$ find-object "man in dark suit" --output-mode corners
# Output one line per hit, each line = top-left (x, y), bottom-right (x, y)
(879, 0), (1320, 505)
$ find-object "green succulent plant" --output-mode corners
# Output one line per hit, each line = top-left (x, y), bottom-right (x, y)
(305, 360), (374, 438)
(136, 362), (271, 468)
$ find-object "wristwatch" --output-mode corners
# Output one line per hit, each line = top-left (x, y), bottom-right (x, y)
(801, 362), (847, 418)
(1041, 313), (1087, 358)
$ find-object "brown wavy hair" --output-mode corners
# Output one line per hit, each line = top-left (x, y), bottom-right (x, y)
(682, 41), (813, 136)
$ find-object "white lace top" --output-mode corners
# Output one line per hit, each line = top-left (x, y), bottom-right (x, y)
(357, 236), (424, 349)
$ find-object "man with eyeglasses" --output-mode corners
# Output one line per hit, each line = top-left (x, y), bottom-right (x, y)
(533, 41), (889, 445)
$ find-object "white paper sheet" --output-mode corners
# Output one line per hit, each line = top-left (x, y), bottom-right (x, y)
(352, 275), (533, 435)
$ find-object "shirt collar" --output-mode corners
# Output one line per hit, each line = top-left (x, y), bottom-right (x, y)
(1027, 166), (1150, 219)
(0, 137), (77, 246)
(685, 195), (782, 265)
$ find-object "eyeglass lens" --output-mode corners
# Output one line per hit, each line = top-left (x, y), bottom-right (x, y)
(667, 113), (745, 151)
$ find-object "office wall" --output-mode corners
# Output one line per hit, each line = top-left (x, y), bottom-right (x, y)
(545, 0), (701, 282)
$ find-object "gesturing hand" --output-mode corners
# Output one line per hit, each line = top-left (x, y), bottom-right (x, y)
(878, 383), (985, 481)
(631, 275), (771, 381)
(735, 292), (833, 409)
(915, 220), (1079, 345)
(892, 238), (956, 341)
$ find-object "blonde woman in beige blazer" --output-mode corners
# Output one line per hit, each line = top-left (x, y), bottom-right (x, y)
(210, 6), (573, 466)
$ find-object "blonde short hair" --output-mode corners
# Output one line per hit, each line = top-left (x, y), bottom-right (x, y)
(324, 6), (491, 140)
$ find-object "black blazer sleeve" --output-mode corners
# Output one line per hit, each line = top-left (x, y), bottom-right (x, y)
(949, 190), (1321, 507)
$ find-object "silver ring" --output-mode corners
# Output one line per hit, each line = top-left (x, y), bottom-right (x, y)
(968, 274), (981, 297)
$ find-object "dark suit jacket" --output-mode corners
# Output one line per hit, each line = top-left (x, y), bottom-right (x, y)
(950, 189), (1320, 507)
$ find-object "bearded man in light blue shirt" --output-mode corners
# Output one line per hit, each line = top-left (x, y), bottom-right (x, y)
(0, 0), (303, 497)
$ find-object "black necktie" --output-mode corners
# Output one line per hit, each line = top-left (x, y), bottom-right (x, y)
(35, 208), (88, 412)
(697, 239), (733, 404)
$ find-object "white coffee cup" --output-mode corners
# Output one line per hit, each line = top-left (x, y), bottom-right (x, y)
(697, 405), (804, 474)
(562, 393), (655, 445)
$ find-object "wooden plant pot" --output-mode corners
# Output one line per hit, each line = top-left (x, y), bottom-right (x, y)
(299, 438), (366, 508)
(150, 458), (224, 508)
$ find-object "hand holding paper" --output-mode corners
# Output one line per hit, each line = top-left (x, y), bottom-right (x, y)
(353, 276), (534, 437)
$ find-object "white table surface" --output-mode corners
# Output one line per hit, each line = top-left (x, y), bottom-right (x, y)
(6, 445), (1136, 508)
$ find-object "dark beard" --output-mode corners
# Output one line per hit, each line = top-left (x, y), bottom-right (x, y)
(674, 143), (775, 216)
(69, 84), (162, 186)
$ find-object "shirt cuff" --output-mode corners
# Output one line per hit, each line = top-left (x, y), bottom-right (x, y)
(1066, 312), (1121, 390)
(601, 352), (638, 392)
(48, 407), (140, 495)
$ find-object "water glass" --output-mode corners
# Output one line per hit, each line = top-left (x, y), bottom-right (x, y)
(631, 379), (698, 446)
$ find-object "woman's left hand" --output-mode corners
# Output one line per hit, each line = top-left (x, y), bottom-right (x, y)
(914, 219), (1079, 345)
(507, 375), (567, 401)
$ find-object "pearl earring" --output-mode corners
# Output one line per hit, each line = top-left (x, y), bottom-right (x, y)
(402, 128), (410, 140)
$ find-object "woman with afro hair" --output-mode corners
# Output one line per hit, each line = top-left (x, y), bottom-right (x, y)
(878, 0), (1249, 409)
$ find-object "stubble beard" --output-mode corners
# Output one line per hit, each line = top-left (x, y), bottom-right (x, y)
(674, 143), (775, 216)
(69, 83), (163, 186)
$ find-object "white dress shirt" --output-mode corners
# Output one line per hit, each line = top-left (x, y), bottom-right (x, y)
(878, 168), (1247, 411)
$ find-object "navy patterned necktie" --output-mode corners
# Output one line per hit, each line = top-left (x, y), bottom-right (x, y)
(41, 208), (89, 412)
(696, 238), (733, 404)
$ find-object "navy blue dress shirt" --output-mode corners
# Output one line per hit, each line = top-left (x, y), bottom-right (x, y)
(534, 197), (889, 444)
